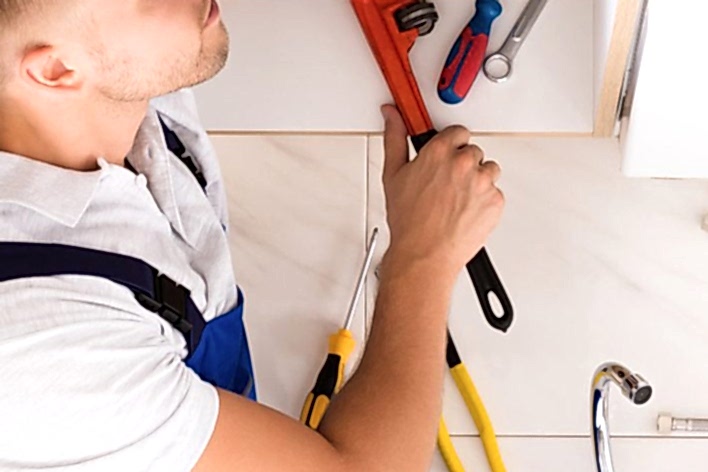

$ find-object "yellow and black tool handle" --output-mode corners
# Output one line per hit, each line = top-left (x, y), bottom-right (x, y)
(438, 418), (465, 472)
(441, 332), (506, 472)
(300, 329), (356, 430)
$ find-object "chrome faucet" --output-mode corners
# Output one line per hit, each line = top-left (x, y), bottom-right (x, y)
(592, 363), (653, 472)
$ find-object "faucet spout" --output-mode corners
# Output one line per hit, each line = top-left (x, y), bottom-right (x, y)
(592, 362), (652, 472)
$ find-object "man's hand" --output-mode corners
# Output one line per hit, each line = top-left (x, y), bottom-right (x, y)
(380, 104), (505, 277)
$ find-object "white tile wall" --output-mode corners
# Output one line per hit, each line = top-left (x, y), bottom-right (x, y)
(212, 135), (369, 417)
(367, 135), (708, 438)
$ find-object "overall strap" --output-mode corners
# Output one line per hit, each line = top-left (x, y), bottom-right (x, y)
(0, 242), (205, 354)
(124, 116), (207, 194)
(158, 115), (208, 192)
(0, 120), (217, 355)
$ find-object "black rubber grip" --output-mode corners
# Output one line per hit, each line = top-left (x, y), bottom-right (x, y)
(466, 248), (513, 332)
(311, 354), (341, 398)
(446, 330), (462, 369)
(302, 354), (341, 427)
(411, 129), (439, 151)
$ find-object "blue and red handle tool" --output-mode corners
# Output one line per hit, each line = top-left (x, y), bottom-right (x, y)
(438, 0), (502, 105)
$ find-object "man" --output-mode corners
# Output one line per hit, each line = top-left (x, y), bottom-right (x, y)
(0, 1), (504, 471)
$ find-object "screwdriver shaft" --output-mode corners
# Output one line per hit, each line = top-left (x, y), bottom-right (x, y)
(343, 228), (379, 331)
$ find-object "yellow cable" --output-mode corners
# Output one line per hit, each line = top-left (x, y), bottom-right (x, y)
(437, 418), (465, 472)
(450, 364), (506, 472)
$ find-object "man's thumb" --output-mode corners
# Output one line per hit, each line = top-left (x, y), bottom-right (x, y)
(381, 104), (409, 184)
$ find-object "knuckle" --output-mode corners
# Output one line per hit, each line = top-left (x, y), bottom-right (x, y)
(467, 144), (485, 161)
(478, 163), (494, 179)
(453, 153), (476, 173)
(480, 161), (501, 179)
(477, 162), (494, 178)
(491, 188), (505, 208)
(424, 138), (448, 158)
(445, 124), (471, 137)
(457, 145), (483, 163)
(440, 125), (471, 146)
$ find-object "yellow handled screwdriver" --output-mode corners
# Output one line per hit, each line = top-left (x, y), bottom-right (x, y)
(300, 228), (379, 430)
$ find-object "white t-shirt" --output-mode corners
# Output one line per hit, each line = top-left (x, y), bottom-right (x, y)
(0, 89), (236, 471)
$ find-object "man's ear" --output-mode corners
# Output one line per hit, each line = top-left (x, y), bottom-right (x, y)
(21, 46), (84, 90)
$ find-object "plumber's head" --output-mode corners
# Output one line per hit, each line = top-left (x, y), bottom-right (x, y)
(0, 0), (228, 104)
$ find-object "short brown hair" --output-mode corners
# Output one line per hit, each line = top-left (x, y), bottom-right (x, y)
(0, 1), (27, 86)
(0, 1), (47, 87)
(0, 1), (90, 89)
(0, 0), (41, 28)
(0, 0), (24, 17)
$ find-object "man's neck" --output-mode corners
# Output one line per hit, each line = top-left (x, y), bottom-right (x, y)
(0, 97), (149, 172)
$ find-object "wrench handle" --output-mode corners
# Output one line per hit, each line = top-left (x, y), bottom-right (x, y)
(466, 248), (513, 332)
(411, 129), (514, 333)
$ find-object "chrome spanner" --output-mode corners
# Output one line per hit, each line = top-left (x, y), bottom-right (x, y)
(483, 0), (548, 83)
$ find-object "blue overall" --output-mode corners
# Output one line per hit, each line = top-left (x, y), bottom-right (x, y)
(185, 288), (256, 399)
(0, 116), (257, 400)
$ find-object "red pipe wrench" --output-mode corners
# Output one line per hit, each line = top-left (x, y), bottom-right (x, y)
(351, 0), (513, 332)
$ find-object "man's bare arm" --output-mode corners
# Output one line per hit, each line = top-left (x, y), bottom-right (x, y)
(193, 106), (504, 472)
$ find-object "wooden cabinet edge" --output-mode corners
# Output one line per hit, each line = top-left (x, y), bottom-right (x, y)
(594, 0), (644, 138)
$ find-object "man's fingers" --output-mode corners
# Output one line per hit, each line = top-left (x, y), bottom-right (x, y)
(480, 160), (502, 183)
(382, 105), (409, 184)
(457, 144), (485, 164)
(438, 125), (472, 150)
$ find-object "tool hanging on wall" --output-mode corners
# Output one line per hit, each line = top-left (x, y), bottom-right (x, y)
(438, 0), (503, 104)
(351, 0), (513, 333)
(351, 1), (510, 470)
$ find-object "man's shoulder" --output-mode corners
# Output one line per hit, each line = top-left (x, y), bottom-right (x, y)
(0, 271), (219, 472)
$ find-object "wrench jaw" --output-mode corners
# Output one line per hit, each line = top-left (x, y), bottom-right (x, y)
(351, 0), (436, 137)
